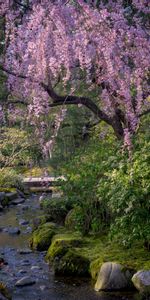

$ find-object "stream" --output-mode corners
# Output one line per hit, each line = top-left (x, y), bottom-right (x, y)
(0, 194), (138, 300)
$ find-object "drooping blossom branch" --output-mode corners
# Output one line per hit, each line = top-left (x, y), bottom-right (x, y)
(0, 0), (149, 144)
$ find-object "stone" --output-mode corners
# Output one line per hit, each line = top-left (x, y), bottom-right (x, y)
(19, 219), (29, 226)
(132, 270), (150, 295)
(8, 227), (20, 235)
(11, 198), (25, 205)
(17, 189), (25, 198)
(95, 262), (133, 291)
(21, 205), (29, 211)
(31, 266), (41, 271)
(0, 204), (3, 211)
(18, 270), (28, 274)
(46, 233), (89, 277)
(0, 192), (5, 203)
(17, 249), (32, 254)
(29, 222), (58, 251)
(15, 276), (36, 287)
(5, 192), (18, 201)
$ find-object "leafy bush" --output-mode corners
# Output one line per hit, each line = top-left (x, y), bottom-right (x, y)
(40, 197), (73, 225)
(0, 168), (23, 189)
(61, 117), (150, 245)
(97, 139), (150, 247)
(0, 127), (41, 168)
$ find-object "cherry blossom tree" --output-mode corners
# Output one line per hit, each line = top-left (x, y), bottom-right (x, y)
(0, 0), (150, 145)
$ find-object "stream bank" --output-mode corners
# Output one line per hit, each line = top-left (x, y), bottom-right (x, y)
(0, 194), (139, 300)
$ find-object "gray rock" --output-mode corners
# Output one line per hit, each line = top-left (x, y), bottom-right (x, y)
(21, 205), (29, 211)
(132, 270), (150, 294)
(2, 227), (9, 233)
(0, 192), (5, 203)
(21, 259), (31, 266)
(18, 270), (28, 274)
(0, 204), (3, 211)
(19, 219), (29, 226)
(17, 189), (25, 198)
(5, 192), (18, 201)
(11, 198), (25, 205)
(15, 276), (36, 286)
(8, 227), (20, 235)
(17, 249), (32, 254)
(31, 266), (41, 271)
(95, 262), (133, 291)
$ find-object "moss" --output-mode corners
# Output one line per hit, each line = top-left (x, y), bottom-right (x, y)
(0, 282), (12, 300)
(46, 233), (82, 262)
(46, 232), (89, 277)
(29, 222), (59, 251)
(77, 237), (150, 281)
(90, 257), (103, 282)
(53, 250), (90, 277)
(0, 188), (16, 193)
(65, 207), (83, 230)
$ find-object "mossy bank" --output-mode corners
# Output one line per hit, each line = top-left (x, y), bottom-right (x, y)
(30, 222), (150, 283)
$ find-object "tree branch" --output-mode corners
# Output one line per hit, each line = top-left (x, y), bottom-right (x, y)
(42, 82), (113, 126)
(138, 108), (150, 118)
(1, 65), (124, 138)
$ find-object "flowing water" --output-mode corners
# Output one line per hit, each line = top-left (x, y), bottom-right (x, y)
(0, 194), (137, 300)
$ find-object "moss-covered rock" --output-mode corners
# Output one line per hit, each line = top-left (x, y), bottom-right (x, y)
(65, 207), (83, 230)
(40, 198), (72, 225)
(29, 222), (59, 251)
(46, 233), (89, 277)
(53, 250), (90, 277)
(46, 233), (82, 262)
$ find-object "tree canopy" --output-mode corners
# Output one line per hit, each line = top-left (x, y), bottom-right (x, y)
(0, 0), (150, 149)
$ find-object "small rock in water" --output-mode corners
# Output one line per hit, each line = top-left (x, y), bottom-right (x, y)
(21, 205), (29, 211)
(31, 266), (41, 271)
(11, 198), (25, 205)
(21, 259), (31, 266)
(15, 276), (36, 287)
(18, 269), (28, 274)
(2, 227), (9, 233)
(17, 249), (32, 254)
(19, 219), (29, 226)
(8, 227), (20, 235)
(40, 285), (47, 291)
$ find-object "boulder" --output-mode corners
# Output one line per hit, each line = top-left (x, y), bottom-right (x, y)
(95, 262), (134, 291)
(5, 192), (18, 201)
(132, 270), (150, 295)
(46, 233), (89, 277)
(15, 276), (36, 287)
(29, 222), (58, 251)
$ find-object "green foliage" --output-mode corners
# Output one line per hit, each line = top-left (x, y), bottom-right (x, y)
(0, 168), (23, 189)
(95, 117), (150, 246)
(29, 222), (59, 251)
(61, 122), (118, 234)
(60, 116), (150, 246)
(0, 127), (41, 168)
(40, 197), (73, 225)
